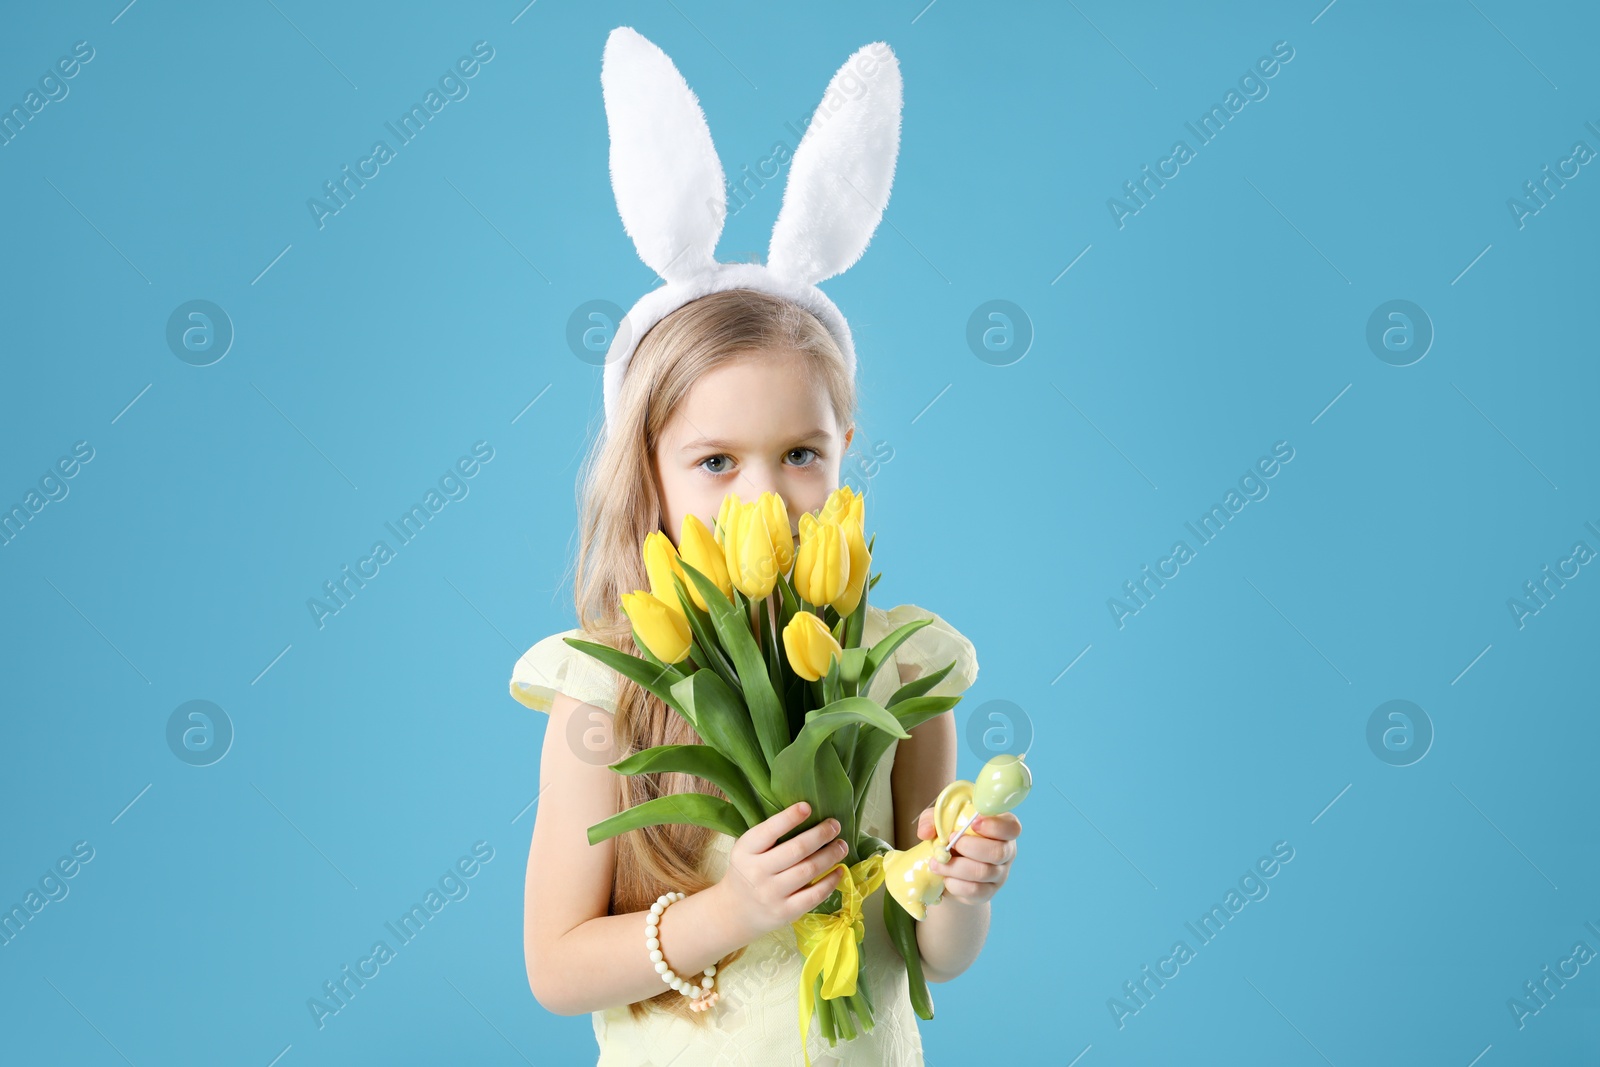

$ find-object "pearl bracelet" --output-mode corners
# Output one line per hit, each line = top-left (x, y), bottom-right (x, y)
(646, 891), (720, 1011)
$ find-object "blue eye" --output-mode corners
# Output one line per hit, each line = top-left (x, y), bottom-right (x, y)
(697, 448), (819, 479)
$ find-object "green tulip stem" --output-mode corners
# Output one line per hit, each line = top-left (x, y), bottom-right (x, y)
(844, 598), (864, 650)
(816, 974), (837, 1044)
(832, 989), (857, 1040)
(854, 969), (875, 1016)
(844, 986), (874, 1034)
(755, 593), (779, 656)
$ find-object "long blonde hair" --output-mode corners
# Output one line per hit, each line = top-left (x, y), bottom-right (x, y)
(570, 286), (857, 1023)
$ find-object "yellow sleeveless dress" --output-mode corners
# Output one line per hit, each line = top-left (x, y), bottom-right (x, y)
(509, 603), (979, 1066)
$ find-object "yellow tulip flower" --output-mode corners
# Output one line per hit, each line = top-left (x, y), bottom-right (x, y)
(715, 491), (742, 544)
(642, 531), (690, 618)
(818, 485), (861, 529)
(678, 513), (732, 610)
(793, 511), (849, 607)
(832, 515), (871, 616)
(621, 590), (694, 664)
(817, 486), (871, 616)
(783, 610), (843, 681)
(722, 497), (781, 599)
(759, 491), (795, 574)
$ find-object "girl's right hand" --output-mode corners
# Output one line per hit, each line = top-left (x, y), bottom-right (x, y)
(718, 802), (849, 943)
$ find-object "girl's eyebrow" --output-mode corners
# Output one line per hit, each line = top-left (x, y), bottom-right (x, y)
(679, 428), (830, 454)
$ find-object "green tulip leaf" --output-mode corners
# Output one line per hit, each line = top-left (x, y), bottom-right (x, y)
(860, 618), (934, 693)
(831, 721), (858, 793)
(838, 647), (867, 688)
(608, 743), (765, 829)
(585, 791), (747, 846)
(772, 571), (807, 740)
(882, 880), (936, 1020)
(774, 569), (802, 632)
(758, 593), (787, 716)
(679, 559), (790, 765)
(670, 569), (742, 694)
(669, 668), (775, 809)
(772, 698), (909, 811)
(886, 660), (956, 707)
(563, 637), (688, 718)
(844, 583), (868, 649)
(858, 833), (893, 857)
(823, 650), (842, 706)
(850, 694), (962, 827)
(813, 740), (857, 865)
(830, 649), (866, 777)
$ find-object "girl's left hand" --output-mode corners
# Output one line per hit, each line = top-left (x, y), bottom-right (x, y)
(914, 807), (1021, 905)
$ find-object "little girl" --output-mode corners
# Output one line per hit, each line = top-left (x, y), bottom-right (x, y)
(509, 287), (1023, 1065)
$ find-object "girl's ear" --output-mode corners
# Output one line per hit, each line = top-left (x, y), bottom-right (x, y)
(766, 42), (903, 287)
(601, 27), (727, 283)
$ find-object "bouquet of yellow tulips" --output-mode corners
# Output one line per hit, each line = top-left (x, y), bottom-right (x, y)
(566, 485), (964, 1062)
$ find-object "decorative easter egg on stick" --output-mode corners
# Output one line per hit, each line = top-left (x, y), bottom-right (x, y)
(882, 753), (1030, 920)
(974, 753), (1032, 815)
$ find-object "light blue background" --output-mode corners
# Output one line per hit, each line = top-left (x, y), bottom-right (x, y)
(3, 1), (1597, 1064)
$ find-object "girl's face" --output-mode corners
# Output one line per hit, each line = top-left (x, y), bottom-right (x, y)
(652, 349), (853, 547)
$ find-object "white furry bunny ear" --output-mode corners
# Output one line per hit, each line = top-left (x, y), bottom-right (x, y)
(601, 27), (726, 282)
(593, 29), (903, 429)
(767, 42), (903, 286)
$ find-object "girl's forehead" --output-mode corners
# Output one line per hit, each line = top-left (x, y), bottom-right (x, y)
(662, 357), (840, 448)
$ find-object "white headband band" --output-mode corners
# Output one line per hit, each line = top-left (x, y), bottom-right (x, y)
(597, 27), (903, 428)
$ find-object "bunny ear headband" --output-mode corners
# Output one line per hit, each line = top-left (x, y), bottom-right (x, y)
(598, 26), (904, 429)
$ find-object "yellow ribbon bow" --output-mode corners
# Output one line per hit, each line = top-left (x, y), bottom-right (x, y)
(790, 852), (885, 1067)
